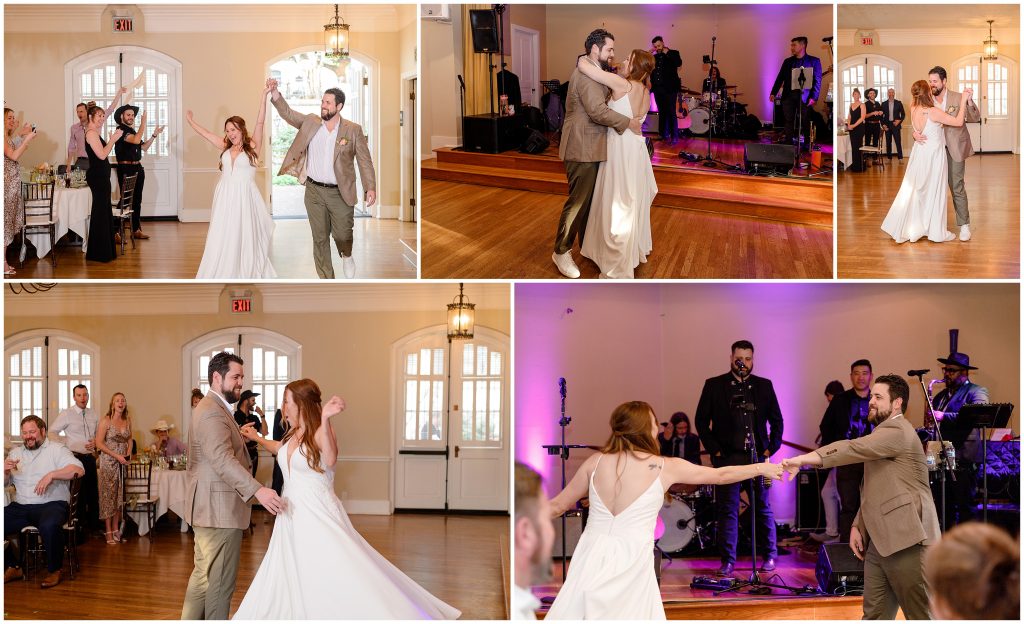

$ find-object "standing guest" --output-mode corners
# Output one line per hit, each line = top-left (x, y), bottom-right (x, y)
(4, 108), (37, 276)
(49, 384), (101, 533)
(824, 380), (844, 403)
(66, 88), (125, 171)
(270, 408), (286, 495)
(4, 416), (85, 588)
(113, 103), (164, 241)
(191, 388), (204, 409)
(94, 392), (131, 544)
(784, 375), (939, 620)
(83, 105), (124, 263)
(882, 88), (905, 160)
(649, 36), (682, 143)
(234, 390), (266, 477)
(513, 462), (555, 619)
(863, 88), (884, 148)
(846, 89), (866, 172)
(695, 340), (784, 576)
(150, 419), (186, 459)
(924, 522), (1019, 620)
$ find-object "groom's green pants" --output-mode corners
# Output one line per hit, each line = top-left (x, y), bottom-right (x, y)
(181, 527), (243, 620)
(946, 152), (969, 226)
(554, 161), (600, 255)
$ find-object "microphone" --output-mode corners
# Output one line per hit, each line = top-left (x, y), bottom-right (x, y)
(558, 377), (567, 398)
(907, 369), (930, 377)
(457, 74), (465, 89)
(734, 359), (748, 374)
(822, 36), (834, 42)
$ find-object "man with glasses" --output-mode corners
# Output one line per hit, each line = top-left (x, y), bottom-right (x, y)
(929, 351), (989, 526)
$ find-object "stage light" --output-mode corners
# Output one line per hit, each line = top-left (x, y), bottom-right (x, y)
(983, 20), (998, 60)
(446, 283), (476, 340)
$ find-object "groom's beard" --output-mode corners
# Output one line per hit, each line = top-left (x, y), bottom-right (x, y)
(931, 86), (944, 97)
(321, 109), (339, 122)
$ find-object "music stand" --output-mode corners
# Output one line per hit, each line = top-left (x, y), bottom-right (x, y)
(790, 67), (809, 166)
(959, 403), (1014, 522)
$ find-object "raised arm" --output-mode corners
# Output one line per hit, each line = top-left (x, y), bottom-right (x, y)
(186, 110), (228, 150)
(5, 131), (38, 161)
(250, 85), (271, 158)
(85, 128), (123, 160)
(577, 76), (632, 135)
(576, 56), (630, 96)
(269, 78), (309, 129)
(123, 110), (147, 145)
(314, 396), (344, 469)
(929, 88), (973, 127)
(104, 87), (128, 117)
(663, 456), (783, 486)
(549, 453), (599, 517)
(140, 123), (164, 153)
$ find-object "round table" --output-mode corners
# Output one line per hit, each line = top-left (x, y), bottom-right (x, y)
(127, 466), (189, 535)
(27, 186), (92, 258)
(835, 133), (853, 170)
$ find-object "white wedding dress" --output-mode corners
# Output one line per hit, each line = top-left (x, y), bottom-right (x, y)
(580, 90), (657, 279)
(232, 442), (461, 620)
(880, 111), (951, 243)
(196, 150), (277, 278)
(546, 455), (666, 620)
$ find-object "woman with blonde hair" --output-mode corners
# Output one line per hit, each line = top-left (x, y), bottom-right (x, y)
(545, 400), (784, 619)
(4, 108), (38, 275)
(233, 379), (460, 619)
(94, 392), (131, 544)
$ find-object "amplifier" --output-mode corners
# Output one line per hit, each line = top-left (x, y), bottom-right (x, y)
(795, 468), (829, 531)
(551, 511), (583, 557)
(744, 142), (797, 174)
(463, 113), (524, 153)
(816, 542), (864, 594)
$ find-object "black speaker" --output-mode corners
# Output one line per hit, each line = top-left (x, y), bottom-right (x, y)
(552, 511), (583, 557)
(463, 113), (524, 153)
(816, 542), (865, 594)
(469, 9), (498, 53)
(795, 468), (828, 531)
(744, 142), (797, 174)
(519, 128), (549, 154)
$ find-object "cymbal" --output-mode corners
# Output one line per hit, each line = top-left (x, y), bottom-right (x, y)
(732, 92), (744, 97)
(681, 88), (702, 96)
(723, 84), (739, 89)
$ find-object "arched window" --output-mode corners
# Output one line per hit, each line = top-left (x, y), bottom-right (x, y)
(838, 55), (902, 119)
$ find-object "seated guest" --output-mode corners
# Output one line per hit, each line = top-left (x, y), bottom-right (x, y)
(150, 419), (186, 458)
(924, 522), (1019, 620)
(4, 416), (85, 588)
(190, 388), (204, 410)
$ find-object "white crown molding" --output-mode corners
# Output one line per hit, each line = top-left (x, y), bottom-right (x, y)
(4, 283), (511, 317)
(838, 27), (1021, 49)
(4, 4), (414, 34)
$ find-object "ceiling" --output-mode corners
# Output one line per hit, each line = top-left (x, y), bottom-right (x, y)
(839, 4), (1019, 30)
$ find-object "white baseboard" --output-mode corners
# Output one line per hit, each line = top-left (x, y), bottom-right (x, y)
(424, 135), (460, 160)
(179, 209), (211, 223)
(374, 204), (400, 219)
(342, 499), (392, 515)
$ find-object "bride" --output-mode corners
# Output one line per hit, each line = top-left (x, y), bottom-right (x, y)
(575, 49), (658, 279)
(880, 81), (971, 243)
(187, 86), (276, 278)
(233, 379), (460, 620)
(545, 401), (783, 620)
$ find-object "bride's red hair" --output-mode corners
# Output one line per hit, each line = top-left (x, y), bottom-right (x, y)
(281, 379), (325, 473)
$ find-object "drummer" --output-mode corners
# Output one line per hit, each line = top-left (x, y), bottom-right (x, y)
(662, 411), (702, 465)
(701, 66), (728, 100)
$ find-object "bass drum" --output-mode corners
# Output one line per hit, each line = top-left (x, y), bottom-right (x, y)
(688, 106), (711, 135)
(656, 495), (696, 553)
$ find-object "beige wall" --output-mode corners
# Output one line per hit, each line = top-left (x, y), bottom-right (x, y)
(509, 4), (548, 88)
(515, 283), (1020, 522)
(422, 15), (463, 157)
(4, 7), (415, 215)
(6, 286), (510, 510)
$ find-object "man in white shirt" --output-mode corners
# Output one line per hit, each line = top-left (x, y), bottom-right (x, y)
(513, 462), (555, 620)
(49, 384), (100, 532)
(4, 415), (85, 588)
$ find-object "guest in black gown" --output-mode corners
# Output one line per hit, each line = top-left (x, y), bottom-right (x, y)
(846, 88), (866, 172)
(83, 106), (123, 263)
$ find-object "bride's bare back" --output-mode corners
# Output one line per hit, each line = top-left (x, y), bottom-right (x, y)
(591, 452), (664, 516)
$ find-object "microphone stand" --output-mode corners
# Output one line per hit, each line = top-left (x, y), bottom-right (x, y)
(910, 370), (954, 532)
(699, 36), (741, 171)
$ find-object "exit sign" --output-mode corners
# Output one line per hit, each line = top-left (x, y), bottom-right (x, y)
(857, 30), (876, 46)
(231, 297), (252, 314)
(113, 16), (134, 32)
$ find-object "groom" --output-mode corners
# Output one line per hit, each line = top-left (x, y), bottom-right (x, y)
(915, 66), (981, 241)
(268, 78), (377, 279)
(552, 28), (641, 279)
(181, 351), (283, 620)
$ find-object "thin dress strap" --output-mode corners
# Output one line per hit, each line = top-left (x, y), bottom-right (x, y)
(589, 453), (604, 485)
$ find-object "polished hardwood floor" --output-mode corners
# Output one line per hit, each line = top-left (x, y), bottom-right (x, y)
(3, 511), (508, 620)
(837, 153), (1019, 278)
(421, 180), (832, 279)
(7, 218), (417, 280)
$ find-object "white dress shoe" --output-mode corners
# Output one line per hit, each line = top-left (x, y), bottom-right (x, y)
(959, 224), (971, 241)
(342, 255), (356, 279)
(552, 251), (581, 279)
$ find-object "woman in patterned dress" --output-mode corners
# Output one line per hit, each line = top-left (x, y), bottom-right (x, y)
(4, 108), (38, 275)
(95, 392), (132, 544)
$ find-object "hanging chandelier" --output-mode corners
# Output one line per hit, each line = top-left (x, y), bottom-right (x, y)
(446, 283), (476, 340)
(983, 20), (998, 60)
(324, 4), (351, 61)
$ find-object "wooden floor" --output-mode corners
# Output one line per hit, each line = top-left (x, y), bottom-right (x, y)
(421, 180), (832, 279)
(531, 545), (877, 620)
(7, 218), (418, 280)
(837, 153), (1019, 278)
(3, 511), (508, 620)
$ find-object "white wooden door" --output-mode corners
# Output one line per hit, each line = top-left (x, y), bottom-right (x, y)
(512, 26), (541, 109)
(68, 47), (182, 218)
(394, 338), (449, 509)
(954, 57), (1017, 153)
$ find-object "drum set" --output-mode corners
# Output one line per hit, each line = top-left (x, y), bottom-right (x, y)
(656, 484), (717, 554)
(677, 84), (755, 138)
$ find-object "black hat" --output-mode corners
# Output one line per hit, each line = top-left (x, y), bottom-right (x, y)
(937, 352), (977, 370)
(114, 104), (139, 125)
(865, 87), (878, 97)
(238, 390), (261, 404)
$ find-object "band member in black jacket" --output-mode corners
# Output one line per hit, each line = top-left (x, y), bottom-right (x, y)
(695, 340), (784, 576)
(650, 36), (683, 143)
(769, 36), (822, 151)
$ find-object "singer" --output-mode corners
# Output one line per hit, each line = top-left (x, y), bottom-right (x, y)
(768, 36), (822, 150)
(694, 340), (784, 576)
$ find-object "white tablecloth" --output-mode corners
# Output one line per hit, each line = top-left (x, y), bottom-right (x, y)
(127, 467), (189, 536)
(836, 133), (853, 169)
(28, 186), (91, 258)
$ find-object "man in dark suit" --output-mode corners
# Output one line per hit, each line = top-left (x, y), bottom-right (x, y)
(650, 36), (682, 143)
(882, 88), (905, 160)
(784, 374), (939, 620)
(769, 36), (822, 151)
(695, 340), (784, 576)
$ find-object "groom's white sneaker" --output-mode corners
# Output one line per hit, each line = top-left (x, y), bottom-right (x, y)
(552, 252), (581, 279)
(342, 255), (356, 278)
(960, 224), (972, 241)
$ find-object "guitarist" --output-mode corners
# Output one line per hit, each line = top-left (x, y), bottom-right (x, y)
(695, 340), (784, 577)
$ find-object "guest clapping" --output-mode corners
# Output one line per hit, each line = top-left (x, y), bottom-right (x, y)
(150, 419), (186, 459)
(83, 105), (124, 263)
(4, 108), (39, 276)
(94, 392), (132, 544)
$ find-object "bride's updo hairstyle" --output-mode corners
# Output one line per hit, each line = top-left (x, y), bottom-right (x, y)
(600, 401), (660, 457)
(924, 522), (1019, 619)
(219, 115), (259, 171)
(625, 50), (656, 90)
(280, 378), (326, 473)
(910, 80), (933, 109)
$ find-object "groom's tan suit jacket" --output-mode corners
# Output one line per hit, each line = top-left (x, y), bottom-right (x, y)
(558, 63), (632, 163)
(940, 90), (981, 162)
(272, 96), (376, 207)
(185, 393), (261, 530)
